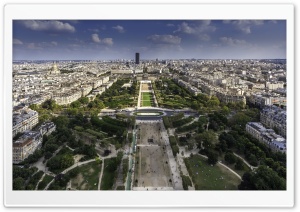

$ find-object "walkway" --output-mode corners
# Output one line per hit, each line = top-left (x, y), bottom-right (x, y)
(113, 156), (126, 189)
(35, 173), (46, 190)
(98, 159), (105, 190)
(233, 153), (258, 170)
(160, 121), (183, 190)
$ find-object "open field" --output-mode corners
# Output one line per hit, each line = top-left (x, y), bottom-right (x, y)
(141, 92), (154, 107)
(184, 155), (241, 190)
(142, 92), (151, 101)
(134, 122), (173, 189)
(142, 100), (152, 107)
(70, 161), (101, 190)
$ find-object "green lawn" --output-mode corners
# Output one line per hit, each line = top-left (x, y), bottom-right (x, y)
(142, 92), (152, 101)
(184, 155), (241, 190)
(142, 92), (154, 107)
(70, 161), (102, 190)
(142, 101), (152, 107)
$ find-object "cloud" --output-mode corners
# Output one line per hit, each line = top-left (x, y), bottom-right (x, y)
(102, 38), (113, 46)
(26, 41), (58, 50)
(219, 37), (248, 46)
(21, 20), (75, 33)
(27, 43), (42, 50)
(166, 23), (175, 27)
(92, 34), (101, 43)
(91, 34), (113, 45)
(13, 39), (23, 45)
(199, 34), (210, 41)
(112, 25), (125, 33)
(147, 34), (181, 44)
(51, 41), (58, 46)
(175, 22), (195, 34)
(88, 28), (100, 33)
(174, 21), (216, 34)
(269, 20), (277, 24)
(223, 20), (264, 34)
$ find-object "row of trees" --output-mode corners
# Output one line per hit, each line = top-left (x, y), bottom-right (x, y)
(169, 136), (179, 157)
(154, 79), (193, 109)
(90, 115), (126, 138)
(97, 79), (138, 108)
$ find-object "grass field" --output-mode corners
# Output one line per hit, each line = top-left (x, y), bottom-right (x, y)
(142, 92), (152, 101)
(142, 101), (152, 107)
(141, 92), (154, 107)
(70, 161), (101, 190)
(184, 155), (241, 190)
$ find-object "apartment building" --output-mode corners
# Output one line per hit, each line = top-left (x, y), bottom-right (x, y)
(13, 131), (42, 164)
(13, 106), (38, 137)
(13, 122), (56, 164)
(246, 122), (286, 153)
(260, 105), (286, 138)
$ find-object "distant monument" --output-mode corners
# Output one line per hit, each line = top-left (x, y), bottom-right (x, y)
(48, 62), (60, 75)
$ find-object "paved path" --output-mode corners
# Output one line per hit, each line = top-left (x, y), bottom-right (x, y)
(98, 159), (105, 190)
(35, 173), (46, 190)
(160, 121), (183, 190)
(137, 82), (142, 107)
(233, 153), (258, 170)
(177, 153), (195, 190)
(218, 161), (242, 180)
(113, 157), (125, 189)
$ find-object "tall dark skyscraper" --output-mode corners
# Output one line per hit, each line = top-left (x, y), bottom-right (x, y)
(135, 53), (140, 64)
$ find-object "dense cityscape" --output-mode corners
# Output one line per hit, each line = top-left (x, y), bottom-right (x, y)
(12, 20), (286, 191)
(12, 55), (286, 190)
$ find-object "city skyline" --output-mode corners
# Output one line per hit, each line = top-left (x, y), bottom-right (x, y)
(13, 20), (286, 60)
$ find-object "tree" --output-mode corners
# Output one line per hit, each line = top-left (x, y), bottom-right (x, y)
(42, 99), (58, 111)
(13, 177), (25, 190)
(229, 112), (251, 128)
(195, 130), (217, 150)
(52, 116), (70, 130)
(60, 154), (74, 169)
(207, 96), (220, 108)
(247, 154), (258, 166)
(235, 158), (244, 170)
(79, 97), (89, 104)
(239, 166), (286, 190)
(44, 151), (53, 159)
(29, 104), (39, 111)
(221, 106), (230, 115)
(224, 152), (236, 164)
(70, 100), (81, 108)
(207, 150), (218, 165)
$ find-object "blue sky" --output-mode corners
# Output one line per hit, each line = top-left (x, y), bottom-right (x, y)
(13, 20), (286, 60)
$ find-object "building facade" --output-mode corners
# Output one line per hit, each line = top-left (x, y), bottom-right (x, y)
(13, 131), (42, 164)
(260, 105), (286, 138)
(246, 122), (286, 153)
(135, 53), (140, 64)
(13, 122), (56, 164)
(13, 106), (39, 137)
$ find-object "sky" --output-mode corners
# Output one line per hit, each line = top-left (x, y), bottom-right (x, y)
(13, 20), (286, 60)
